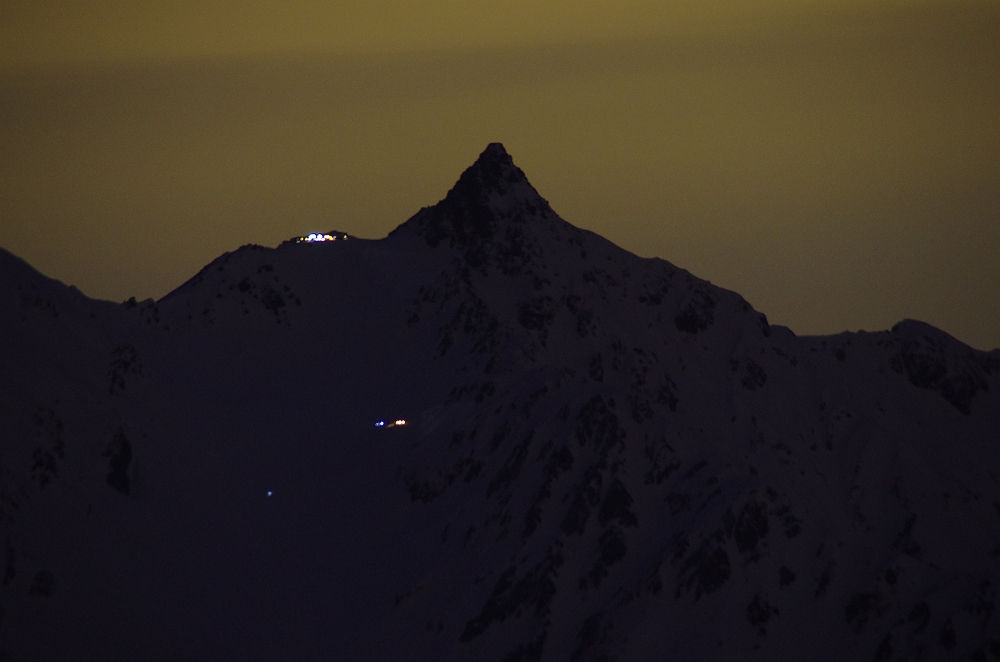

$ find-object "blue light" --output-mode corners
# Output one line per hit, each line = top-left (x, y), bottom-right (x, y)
(266, 490), (273, 497)
(375, 420), (385, 427)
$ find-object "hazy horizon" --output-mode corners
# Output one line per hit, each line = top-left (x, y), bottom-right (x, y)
(2, 0), (998, 350)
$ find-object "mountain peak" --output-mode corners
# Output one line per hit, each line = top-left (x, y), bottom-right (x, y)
(439, 142), (533, 214)
(393, 144), (556, 271)
(462, 142), (521, 185)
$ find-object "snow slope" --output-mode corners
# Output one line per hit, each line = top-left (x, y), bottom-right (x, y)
(2, 144), (999, 661)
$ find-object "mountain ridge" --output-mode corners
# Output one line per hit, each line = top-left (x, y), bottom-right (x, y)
(1, 145), (999, 660)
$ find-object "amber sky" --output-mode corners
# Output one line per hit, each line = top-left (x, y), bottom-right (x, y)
(2, 1), (998, 349)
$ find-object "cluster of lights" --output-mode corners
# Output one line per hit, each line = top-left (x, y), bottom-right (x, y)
(375, 419), (407, 428)
(295, 233), (348, 243)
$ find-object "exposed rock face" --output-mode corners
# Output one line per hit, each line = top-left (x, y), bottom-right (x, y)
(1, 145), (999, 661)
(396, 143), (560, 277)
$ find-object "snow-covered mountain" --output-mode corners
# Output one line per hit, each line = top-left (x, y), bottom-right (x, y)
(2, 144), (999, 661)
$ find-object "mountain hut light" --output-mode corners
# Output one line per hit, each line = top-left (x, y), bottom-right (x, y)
(294, 232), (348, 243)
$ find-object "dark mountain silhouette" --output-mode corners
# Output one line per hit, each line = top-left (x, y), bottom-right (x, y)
(2, 144), (999, 660)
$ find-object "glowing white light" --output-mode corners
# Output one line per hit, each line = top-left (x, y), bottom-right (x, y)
(296, 232), (349, 243)
(375, 420), (385, 427)
(266, 490), (273, 497)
